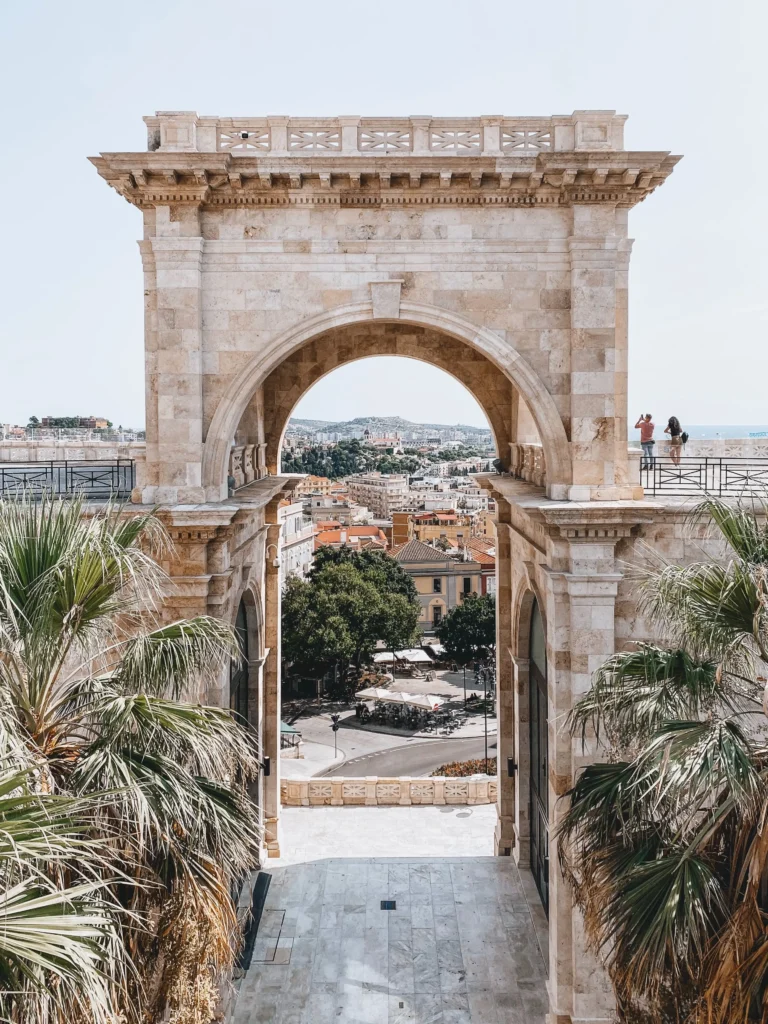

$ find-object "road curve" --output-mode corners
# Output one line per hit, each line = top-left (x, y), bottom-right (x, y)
(319, 734), (498, 779)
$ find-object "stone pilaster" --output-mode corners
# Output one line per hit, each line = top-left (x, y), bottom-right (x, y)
(149, 230), (205, 504)
(568, 205), (632, 501)
(262, 514), (282, 856)
(138, 241), (159, 497)
(540, 509), (645, 1024)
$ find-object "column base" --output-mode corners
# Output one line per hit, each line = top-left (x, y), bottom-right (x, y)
(265, 816), (280, 858)
(494, 810), (515, 856)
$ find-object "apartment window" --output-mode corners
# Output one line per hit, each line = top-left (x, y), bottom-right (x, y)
(463, 577), (472, 595)
(432, 606), (443, 626)
(432, 578), (442, 594)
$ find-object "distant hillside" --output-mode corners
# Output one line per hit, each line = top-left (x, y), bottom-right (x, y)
(286, 415), (489, 435)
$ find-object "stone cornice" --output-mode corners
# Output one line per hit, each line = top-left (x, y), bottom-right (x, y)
(90, 150), (679, 211)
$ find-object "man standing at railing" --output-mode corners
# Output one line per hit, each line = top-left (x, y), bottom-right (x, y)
(635, 413), (656, 469)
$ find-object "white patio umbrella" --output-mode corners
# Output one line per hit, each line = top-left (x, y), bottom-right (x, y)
(354, 686), (394, 702)
(378, 691), (408, 704)
(405, 693), (446, 710)
(395, 648), (433, 664)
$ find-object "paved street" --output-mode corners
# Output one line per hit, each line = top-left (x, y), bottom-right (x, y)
(321, 736), (497, 779)
(283, 668), (498, 779)
(231, 807), (548, 1024)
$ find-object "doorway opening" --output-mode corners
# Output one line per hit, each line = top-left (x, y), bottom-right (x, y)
(529, 597), (549, 916)
(230, 598), (249, 722)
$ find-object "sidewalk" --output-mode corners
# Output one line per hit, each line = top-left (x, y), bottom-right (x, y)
(280, 739), (345, 779)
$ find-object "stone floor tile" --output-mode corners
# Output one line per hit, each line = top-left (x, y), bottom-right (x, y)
(232, 808), (548, 1024)
(440, 991), (472, 1024)
(465, 989), (500, 1024)
(434, 915), (460, 942)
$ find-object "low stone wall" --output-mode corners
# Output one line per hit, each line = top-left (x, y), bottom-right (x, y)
(0, 440), (146, 462)
(281, 775), (497, 807)
(654, 437), (768, 458)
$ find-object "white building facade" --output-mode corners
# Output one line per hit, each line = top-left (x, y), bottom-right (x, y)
(278, 501), (314, 583)
(346, 472), (410, 517)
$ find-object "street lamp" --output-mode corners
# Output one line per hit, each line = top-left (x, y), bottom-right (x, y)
(482, 667), (489, 775)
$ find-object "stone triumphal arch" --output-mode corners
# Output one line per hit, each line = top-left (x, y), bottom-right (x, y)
(93, 110), (680, 1024)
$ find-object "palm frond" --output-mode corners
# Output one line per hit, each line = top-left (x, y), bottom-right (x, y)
(113, 617), (240, 699)
(570, 645), (723, 748)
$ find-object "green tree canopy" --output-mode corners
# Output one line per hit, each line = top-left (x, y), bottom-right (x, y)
(282, 547), (420, 682)
(311, 546), (418, 602)
(280, 438), (427, 479)
(436, 593), (495, 665)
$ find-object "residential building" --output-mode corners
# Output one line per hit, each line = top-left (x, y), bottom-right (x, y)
(41, 416), (110, 429)
(391, 508), (474, 548)
(392, 538), (482, 633)
(346, 472), (409, 517)
(475, 509), (497, 539)
(464, 537), (496, 596)
(295, 474), (334, 496)
(306, 494), (370, 525)
(314, 525), (388, 551)
(278, 500), (314, 583)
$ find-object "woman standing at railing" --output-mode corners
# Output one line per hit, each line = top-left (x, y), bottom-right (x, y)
(665, 416), (684, 466)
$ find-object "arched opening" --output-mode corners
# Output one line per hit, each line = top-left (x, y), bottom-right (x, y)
(529, 597), (549, 915)
(229, 598), (249, 722)
(200, 302), (572, 501)
(269, 351), (499, 768)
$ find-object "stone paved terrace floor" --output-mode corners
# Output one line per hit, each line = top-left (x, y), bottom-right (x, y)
(230, 806), (548, 1024)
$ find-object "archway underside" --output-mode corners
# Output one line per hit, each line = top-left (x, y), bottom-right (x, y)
(235, 322), (525, 474)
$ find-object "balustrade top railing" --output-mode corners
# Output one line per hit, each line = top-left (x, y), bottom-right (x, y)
(0, 461), (135, 501)
(143, 110), (629, 157)
(640, 456), (768, 499)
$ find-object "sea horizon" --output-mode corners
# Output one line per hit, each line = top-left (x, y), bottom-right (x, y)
(630, 424), (768, 440)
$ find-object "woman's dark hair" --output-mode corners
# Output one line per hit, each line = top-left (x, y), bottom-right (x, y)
(668, 416), (681, 433)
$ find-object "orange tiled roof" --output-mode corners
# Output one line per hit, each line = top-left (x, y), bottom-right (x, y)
(465, 539), (496, 566)
(315, 526), (389, 549)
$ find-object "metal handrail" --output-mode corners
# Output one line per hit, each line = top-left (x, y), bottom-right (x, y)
(0, 460), (135, 501)
(640, 456), (768, 497)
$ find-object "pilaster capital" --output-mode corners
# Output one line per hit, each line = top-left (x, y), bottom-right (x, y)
(149, 236), (205, 259)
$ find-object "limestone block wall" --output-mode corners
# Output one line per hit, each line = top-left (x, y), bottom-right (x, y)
(93, 115), (678, 503)
(281, 776), (497, 807)
(198, 203), (581, 446)
(0, 440), (146, 463)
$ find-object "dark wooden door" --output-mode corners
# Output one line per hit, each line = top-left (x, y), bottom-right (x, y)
(229, 600), (249, 723)
(529, 599), (549, 915)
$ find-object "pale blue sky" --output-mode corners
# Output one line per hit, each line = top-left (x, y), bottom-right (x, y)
(1, 0), (765, 429)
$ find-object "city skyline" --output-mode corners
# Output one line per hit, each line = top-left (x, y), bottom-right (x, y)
(2, 1), (767, 427)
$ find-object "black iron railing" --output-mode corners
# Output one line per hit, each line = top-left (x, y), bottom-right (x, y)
(640, 456), (768, 497)
(0, 460), (135, 501)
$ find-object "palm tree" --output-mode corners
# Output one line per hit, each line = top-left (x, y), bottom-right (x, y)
(0, 493), (262, 1024)
(560, 496), (768, 1023)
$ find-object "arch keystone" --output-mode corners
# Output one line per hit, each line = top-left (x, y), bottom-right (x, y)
(369, 279), (404, 319)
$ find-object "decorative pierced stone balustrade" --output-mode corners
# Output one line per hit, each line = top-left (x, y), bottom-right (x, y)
(228, 443), (267, 489)
(145, 111), (627, 156)
(509, 442), (547, 487)
(281, 775), (497, 807)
